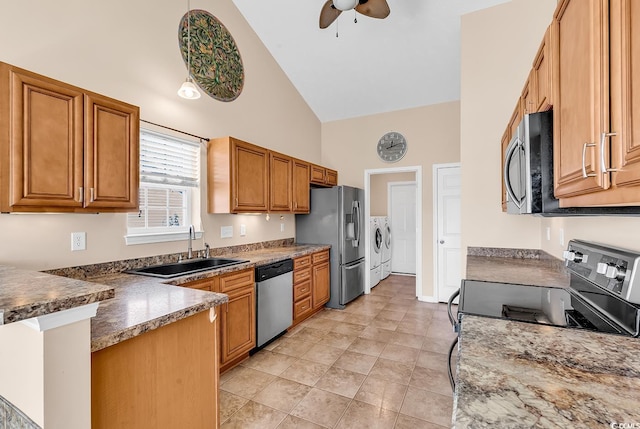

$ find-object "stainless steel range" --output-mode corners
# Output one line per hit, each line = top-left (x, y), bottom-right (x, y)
(446, 240), (640, 390)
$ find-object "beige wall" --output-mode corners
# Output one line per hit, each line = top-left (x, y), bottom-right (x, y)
(0, 0), (317, 270)
(322, 102), (460, 297)
(460, 0), (556, 262)
(370, 173), (416, 216)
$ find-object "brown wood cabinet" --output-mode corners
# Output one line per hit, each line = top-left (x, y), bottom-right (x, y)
(532, 26), (553, 112)
(208, 136), (269, 213)
(520, 73), (537, 115)
(310, 164), (338, 187)
(91, 310), (219, 429)
(292, 159), (311, 213)
(269, 151), (293, 212)
(0, 62), (139, 213)
(553, 0), (640, 206)
(292, 250), (330, 327)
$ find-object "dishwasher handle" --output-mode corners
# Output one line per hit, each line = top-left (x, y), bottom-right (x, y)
(255, 259), (293, 282)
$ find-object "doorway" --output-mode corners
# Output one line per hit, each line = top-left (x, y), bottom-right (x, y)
(364, 166), (423, 300)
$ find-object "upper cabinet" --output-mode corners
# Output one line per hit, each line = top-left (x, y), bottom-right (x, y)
(208, 136), (334, 214)
(532, 26), (553, 112)
(553, 0), (640, 206)
(310, 164), (338, 187)
(0, 62), (139, 213)
(208, 136), (269, 213)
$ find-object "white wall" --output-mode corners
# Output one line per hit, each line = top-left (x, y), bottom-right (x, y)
(0, 0), (319, 270)
(460, 0), (556, 261)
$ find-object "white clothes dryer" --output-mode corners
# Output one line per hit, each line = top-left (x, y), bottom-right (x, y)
(370, 217), (382, 288)
(381, 216), (392, 279)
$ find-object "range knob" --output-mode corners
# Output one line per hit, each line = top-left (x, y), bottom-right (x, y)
(563, 250), (585, 263)
(597, 262), (627, 281)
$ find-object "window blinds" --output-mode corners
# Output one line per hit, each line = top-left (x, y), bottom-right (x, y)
(139, 129), (200, 187)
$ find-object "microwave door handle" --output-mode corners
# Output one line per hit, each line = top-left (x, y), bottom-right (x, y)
(504, 140), (524, 209)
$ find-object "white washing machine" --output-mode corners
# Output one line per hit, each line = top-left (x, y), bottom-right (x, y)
(381, 216), (392, 279)
(370, 217), (382, 288)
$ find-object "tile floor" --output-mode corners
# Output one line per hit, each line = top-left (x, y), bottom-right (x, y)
(219, 275), (458, 429)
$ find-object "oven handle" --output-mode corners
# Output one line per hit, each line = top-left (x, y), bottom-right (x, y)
(448, 336), (459, 393)
(447, 288), (460, 332)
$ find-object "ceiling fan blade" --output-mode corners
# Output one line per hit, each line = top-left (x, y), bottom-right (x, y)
(355, 0), (390, 19)
(319, 1), (342, 29)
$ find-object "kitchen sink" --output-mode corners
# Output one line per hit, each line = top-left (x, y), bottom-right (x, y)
(126, 258), (249, 279)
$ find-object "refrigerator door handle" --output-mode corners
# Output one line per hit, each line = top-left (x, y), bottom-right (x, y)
(352, 201), (360, 247)
(344, 262), (363, 270)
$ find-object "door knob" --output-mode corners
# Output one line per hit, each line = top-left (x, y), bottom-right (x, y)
(439, 240), (445, 244)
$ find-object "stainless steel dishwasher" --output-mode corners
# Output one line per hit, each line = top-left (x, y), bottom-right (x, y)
(255, 259), (293, 348)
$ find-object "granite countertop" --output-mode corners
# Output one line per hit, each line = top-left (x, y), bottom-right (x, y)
(0, 265), (114, 325)
(85, 244), (330, 352)
(454, 315), (640, 428)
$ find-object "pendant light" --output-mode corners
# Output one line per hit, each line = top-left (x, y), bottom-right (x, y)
(178, 0), (201, 99)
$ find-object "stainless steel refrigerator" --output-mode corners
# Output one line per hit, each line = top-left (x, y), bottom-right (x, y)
(295, 186), (365, 309)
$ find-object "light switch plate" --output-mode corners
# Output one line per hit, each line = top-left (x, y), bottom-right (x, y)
(220, 226), (233, 238)
(240, 224), (246, 236)
(71, 232), (86, 251)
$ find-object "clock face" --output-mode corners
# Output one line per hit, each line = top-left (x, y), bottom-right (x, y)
(377, 132), (407, 162)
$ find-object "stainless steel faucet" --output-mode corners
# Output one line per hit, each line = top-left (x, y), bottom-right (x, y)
(187, 225), (195, 259)
(204, 243), (210, 258)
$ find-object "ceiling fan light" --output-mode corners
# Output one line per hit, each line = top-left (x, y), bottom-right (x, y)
(333, 0), (358, 11)
(177, 78), (201, 99)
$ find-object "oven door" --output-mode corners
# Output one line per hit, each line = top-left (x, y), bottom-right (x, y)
(504, 121), (530, 214)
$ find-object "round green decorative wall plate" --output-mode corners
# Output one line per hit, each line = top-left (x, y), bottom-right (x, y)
(179, 10), (244, 102)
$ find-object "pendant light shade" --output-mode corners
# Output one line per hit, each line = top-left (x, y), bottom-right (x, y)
(178, 0), (201, 100)
(333, 0), (358, 11)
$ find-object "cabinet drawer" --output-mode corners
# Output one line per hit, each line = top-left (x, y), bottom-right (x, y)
(220, 268), (254, 294)
(293, 255), (311, 270)
(293, 280), (312, 301)
(293, 267), (311, 284)
(182, 277), (214, 292)
(312, 250), (329, 264)
(294, 296), (313, 318)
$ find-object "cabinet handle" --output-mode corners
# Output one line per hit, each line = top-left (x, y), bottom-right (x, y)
(581, 143), (597, 178)
(78, 187), (84, 203)
(600, 132), (620, 174)
(90, 187), (95, 203)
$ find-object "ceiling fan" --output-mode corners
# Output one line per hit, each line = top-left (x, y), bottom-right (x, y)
(319, 0), (390, 29)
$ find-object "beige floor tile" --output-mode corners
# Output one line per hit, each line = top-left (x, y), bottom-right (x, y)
(301, 344), (345, 366)
(290, 388), (351, 428)
(332, 321), (367, 336)
(220, 364), (244, 385)
(396, 320), (431, 336)
(380, 343), (420, 365)
(273, 337), (317, 358)
(276, 415), (326, 429)
(409, 366), (452, 396)
(400, 386), (453, 427)
(377, 310), (407, 321)
(383, 303), (412, 313)
(303, 317), (340, 332)
(219, 390), (249, 424)
(388, 332), (425, 349)
(370, 317), (400, 331)
(253, 378), (312, 413)
(221, 400), (287, 429)
(354, 375), (407, 412)
(316, 309), (349, 321)
(315, 366), (366, 398)
(368, 358), (413, 385)
(291, 327), (329, 343)
(394, 413), (447, 429)
(281, 358), (330, 386)
(317, 332), (357, 349)
(221, 367), (276, 399)
(242, 350), (300, 376)
(347, 337), (387, 357)
(422, 336), (456, 354)
(415, 350), (448, 371)
(425, 322), (458, 341)
(335, 400), (398, 429)
(332, 350), (378, 375)
(344, 312), (378, 325)
(359, 326), (395, 343)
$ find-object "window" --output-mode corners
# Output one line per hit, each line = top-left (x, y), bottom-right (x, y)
(125, 129), (201, 245)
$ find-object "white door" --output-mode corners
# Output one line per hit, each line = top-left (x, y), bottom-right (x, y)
(389, 182), (417, 275)
(433, 164), (461, 302)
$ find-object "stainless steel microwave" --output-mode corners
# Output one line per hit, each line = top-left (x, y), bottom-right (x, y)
(503, 110), (640, 216)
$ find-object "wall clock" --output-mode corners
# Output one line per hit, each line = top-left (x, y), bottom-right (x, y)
(179, 10), (244, 102)
(377, 132), (407, 162)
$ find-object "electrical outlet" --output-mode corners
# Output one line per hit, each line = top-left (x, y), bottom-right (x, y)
(71, 232), (86, 251)
(220, 226), (233, 238)
(240, 224), (246, 236)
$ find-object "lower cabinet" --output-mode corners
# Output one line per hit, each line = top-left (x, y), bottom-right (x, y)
(292, 250), (330, 327)
(91, 310), (219, 429)
(183, 268), (256, 374)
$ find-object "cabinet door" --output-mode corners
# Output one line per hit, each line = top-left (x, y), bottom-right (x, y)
(292, 159), (310, 213)
(610, 0), (640, 191)
(84, 93), (139, 211)
(1, 64), (84, 211)
(310, 164), (326, 185)
(325, 169), (338, 186)
(220, 286), (256, 365)
(553, 0), (610, 200)
(269, 151), (293, 212)
(312, 261), (330, 309)
(533, 26), (553, 112)
(231, 139), (269, 212)
(521, 73), (537, 115)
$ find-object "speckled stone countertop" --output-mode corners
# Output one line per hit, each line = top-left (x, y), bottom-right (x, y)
(80, 244), (330, 352)
(0, 265), (114, 325)
(466, 247), (570, 288)
(453, 315), (640, 428)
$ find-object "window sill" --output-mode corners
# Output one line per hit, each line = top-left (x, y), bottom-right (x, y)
(124, 231), (203, 246)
